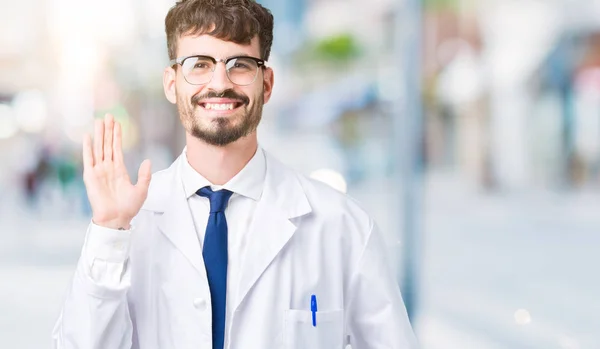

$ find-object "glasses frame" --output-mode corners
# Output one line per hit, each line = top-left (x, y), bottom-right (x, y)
(169, 54), (266, 86)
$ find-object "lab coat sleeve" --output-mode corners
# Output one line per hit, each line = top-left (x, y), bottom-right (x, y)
(52, 222), (134, 349)
(345, 220), (419, 349)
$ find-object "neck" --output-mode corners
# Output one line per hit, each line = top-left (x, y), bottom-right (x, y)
(185, 132), (258, 186)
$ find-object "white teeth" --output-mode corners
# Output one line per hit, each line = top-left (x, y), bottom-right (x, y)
(205, 103), (235, 110)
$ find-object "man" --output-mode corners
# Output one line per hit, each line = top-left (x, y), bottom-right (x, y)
(52, 0), (417, 348)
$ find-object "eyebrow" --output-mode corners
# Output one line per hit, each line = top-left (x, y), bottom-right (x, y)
(187, 52), (259, 59)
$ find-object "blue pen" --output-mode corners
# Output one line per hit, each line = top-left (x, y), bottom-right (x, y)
(311, 295), (318, 327)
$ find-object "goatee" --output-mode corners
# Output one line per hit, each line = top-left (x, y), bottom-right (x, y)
(177, 89), (263, 146)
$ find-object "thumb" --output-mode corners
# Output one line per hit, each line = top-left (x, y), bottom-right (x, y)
(135, 159), (152, 191)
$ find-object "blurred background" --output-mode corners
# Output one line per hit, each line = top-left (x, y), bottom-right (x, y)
(1, 0), (599, 347)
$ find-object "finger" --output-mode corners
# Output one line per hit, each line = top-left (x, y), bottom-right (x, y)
(113, 121), (124, 166)
(135, 159), (152, 191)
(103, 114), (114, 162)
(94, 118), (104, 164)
(82, 133), (94, 169)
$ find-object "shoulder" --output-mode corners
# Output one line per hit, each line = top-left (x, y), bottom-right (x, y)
(297, 172), (373, 227)
(265, 153), (377, 265)
(265, 151), (373, 231)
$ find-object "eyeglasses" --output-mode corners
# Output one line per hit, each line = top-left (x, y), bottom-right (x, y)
(169, 55), (266, 86)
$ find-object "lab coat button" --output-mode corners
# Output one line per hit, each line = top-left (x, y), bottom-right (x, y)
(193, 298), (207, 310)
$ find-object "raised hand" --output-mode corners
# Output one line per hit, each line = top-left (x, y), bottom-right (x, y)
(82, 114), (152, 230)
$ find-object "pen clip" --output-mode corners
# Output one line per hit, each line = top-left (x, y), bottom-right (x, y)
(311, 295), (318, 327)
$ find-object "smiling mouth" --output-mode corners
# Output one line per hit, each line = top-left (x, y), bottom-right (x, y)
(199, 102), (244, 111)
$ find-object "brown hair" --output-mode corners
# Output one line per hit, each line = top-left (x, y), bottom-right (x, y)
(165, 0), (274, 61)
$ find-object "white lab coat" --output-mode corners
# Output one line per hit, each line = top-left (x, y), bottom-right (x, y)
(53, 150), (417, 349)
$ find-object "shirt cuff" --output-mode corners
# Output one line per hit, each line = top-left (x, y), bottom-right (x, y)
(84, 222), (132, 263)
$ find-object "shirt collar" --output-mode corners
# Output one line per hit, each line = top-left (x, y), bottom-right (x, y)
(181, 146), (266, 201)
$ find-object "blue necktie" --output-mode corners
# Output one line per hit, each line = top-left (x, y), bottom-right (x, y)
(197, 186), (233, 349)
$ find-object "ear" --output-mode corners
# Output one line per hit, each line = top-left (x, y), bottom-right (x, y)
(262, 67), (274, 104)
(163, 66), (177, 104)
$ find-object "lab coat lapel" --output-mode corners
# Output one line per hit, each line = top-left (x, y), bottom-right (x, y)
(234, 153), (311, 311)
(145, 155), (207, 278)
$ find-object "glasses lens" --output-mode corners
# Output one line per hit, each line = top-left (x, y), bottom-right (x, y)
(226, 57), (259, 85)
(181, 56), (215, 85)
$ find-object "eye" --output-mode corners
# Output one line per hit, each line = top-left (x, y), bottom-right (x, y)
(228, 58), (257, 71)
(234, 62), (251, 69)
(186, 57), (214, 70)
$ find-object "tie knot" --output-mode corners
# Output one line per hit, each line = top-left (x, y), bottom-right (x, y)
(197, 187), (233, 213)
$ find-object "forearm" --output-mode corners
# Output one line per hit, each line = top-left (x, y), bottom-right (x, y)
(346, 221), (419, 348)
(52, 223), (134, 349)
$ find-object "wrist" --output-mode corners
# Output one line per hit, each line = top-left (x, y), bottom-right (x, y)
(92, 218), (132, 231)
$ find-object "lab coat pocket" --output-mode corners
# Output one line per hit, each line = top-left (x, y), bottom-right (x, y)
(284, 309), (344, 349)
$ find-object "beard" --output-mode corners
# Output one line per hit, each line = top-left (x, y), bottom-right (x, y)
(177, 89), (263, 146)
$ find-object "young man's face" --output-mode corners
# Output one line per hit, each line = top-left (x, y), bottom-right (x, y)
(164, 34), (274, 146)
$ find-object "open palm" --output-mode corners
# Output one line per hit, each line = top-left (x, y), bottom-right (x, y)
(82, 114), (152, 230)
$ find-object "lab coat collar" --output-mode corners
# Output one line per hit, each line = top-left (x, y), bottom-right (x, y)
(141, 148), (312, 281)
(232, 151), (312, 312)
(142, 148), (310, 218)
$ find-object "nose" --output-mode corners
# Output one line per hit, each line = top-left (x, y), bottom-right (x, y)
(205, 61), (234, 92)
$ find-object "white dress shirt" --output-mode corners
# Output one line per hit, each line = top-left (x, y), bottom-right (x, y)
(82, 146), (266, 341)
